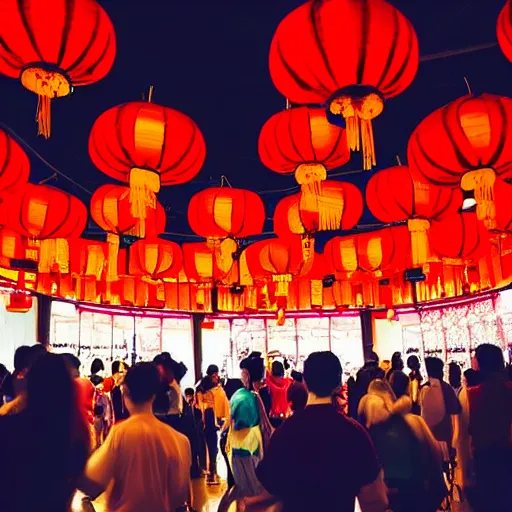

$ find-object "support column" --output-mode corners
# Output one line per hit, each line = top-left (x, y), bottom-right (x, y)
(36, 294), (52, 346)
(360, 309), (374, 361)
(192, 313), (205, 384)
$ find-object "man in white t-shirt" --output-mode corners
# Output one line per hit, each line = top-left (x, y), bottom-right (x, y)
(80, 362), (192, 512)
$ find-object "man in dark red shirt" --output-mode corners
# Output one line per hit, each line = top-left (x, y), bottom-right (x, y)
(255, 351), (388, 512)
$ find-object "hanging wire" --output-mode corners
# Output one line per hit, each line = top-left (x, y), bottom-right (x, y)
(0, 122), (93, 195)
(220, 175), (233, 188)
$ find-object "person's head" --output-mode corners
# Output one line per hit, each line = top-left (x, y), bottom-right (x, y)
(287, 381), (308, 413)
(390, 370), (409, 398)
(407, 355), (421, 372)
(303, 351), (342, 398)
(425, 357), (444, 380)
(365, 351), (379, 367)
(91, 358), (104, 376)
(475, 344), (505, 378)
(112, 360), (127, 376)
(380, 360), (391, 372)
(464, 368), (482, 388)
(206, 364), (220, 385)
(240, 354), (265, 390)
(13, 345), (32, 375)
(184, 387), (195, 405)
(62, 353), (81, 379)
(368, 378), (396, 403)
(26, 353), (89, 443)
(391, 352), (404, 371)
(448, 362), (462, 389)
(199, 375), (215, 393)
(122, 362), (160, 413)
(224, 378), (244, 400)
(271, 360), (285, 378)
(290, 370), (303, 383)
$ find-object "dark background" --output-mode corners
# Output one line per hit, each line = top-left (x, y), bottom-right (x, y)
(1, 0), (510, 248)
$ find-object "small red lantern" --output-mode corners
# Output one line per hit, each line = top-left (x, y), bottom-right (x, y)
(269, 0), (419, 169)
(0, 129), (30, 198)
(188, 188), (265, 242)
(0, 0), (116, 138)
(498, 0), (512, 62)
(6, 292), (33, 313)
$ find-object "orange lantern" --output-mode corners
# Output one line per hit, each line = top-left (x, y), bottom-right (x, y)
(429, 213), (489, 261)
(90, 184), (166, 282)
(273, 181), (363, 236)
(6, 292), (33, 313)
(494, 178), (512, 232)
(129, 238), (182, 280)
(258, 106), (349, 204)
(89, 101), (206, 237)
(366, 165), (462, 265)
(90, 184), (166, 238)
(269, 0), (419, 169)
(498, 0), (512, 62)
(187, 188), (265, 243)
(0, 0), (116, 138)
(325, 226), (411, 276)
(6, 184), (87, 271)
(408, 94), (512, 230)
(244, 238), (313, 297)
(0, 129), (30, 197)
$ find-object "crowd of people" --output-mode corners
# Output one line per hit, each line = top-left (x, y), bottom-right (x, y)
(0, 341), (510, 512)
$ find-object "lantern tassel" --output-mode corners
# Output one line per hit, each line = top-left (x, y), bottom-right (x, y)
(129, 167), (161, 238)
(36, 95), (51, 139)
(272, 274), (292, 296)
(408, 218), (431, 266)
(295, 163), (327, 213)
(106, 233), (120, 282)
(461, 168), (496, 229)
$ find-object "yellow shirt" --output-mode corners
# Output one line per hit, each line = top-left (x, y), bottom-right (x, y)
(197, 385), (230, 421)
(85, 412), (191, 512)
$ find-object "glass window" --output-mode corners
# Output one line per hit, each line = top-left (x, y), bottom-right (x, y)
(135, 317), (162, 362)
(331, 316), (364, 379)
(78, 312), (112, 375)
(201, 319), (230, 378)
(112, 315), (133, 365)
(0, 292), (38, 372)
(297, 317), (330, 371)
(267, 318), (297, 368)
(162, 318), (195, 389)
(49, 301), (79, 355)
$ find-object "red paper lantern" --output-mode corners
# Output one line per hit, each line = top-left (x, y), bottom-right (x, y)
(0, 0), (116, 138)
(89, 101), (206, 236)
(182, 239), (237, 282)
(269, 0), (418, 169)
(273, 181), (363, 237)
(188, 188), (265, 241)
(259, 106), (349, 200)
(494, 178), (512, 232)
(0, 129), (30, 197)
(90, 184), (166, 237)
(7, 184), (86, 239)
(498, 0), (512, 62)
(429, 213), (489, 261)
(366, 165), (462, 265)
(129, 238), (182, 280)
(408, 94), (512, 229)
(6, 292), (33, 313)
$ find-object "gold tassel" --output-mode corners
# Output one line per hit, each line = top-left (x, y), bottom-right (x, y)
(295, 163), (327, 212)
(311, 279), (323, 307)
(407, 218), (431, 266)
(329, 93), (383, 170)
(20, 67), (71, 139)
(129, 167), (161, 238)
(272, 274), (292, 296)
(461, 168), (496, 229)
(106, 233), (120, 282)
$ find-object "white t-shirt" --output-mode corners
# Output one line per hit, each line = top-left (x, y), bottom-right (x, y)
(85, 412), (191, 512)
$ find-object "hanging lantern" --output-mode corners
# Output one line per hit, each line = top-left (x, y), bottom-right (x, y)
(269, 0), (419, 170)
(0, 228), (24, 268)
(498, 0), (512, 62)
(494, 177), (512, 232)
(90, 184), (166, 283)
(301, 252), (333, 308)
(129, 238), (182, 280)
(89, 101), (206, 237)
(0, 129), (30, 198)
(6, 291), (33, 313)
(408, 94), (512, 230)
(366, 165), (462, 265)
(187, 187), (265, 244)
(273, 181), (363, 236)
(244, 238), (313, 298)
(0, 0), (116, 138)
(429, 213), (490, 261)
(258, 106), (349, 205)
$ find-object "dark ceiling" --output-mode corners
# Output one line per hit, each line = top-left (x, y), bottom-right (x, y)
(0, 0), (510, 245)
